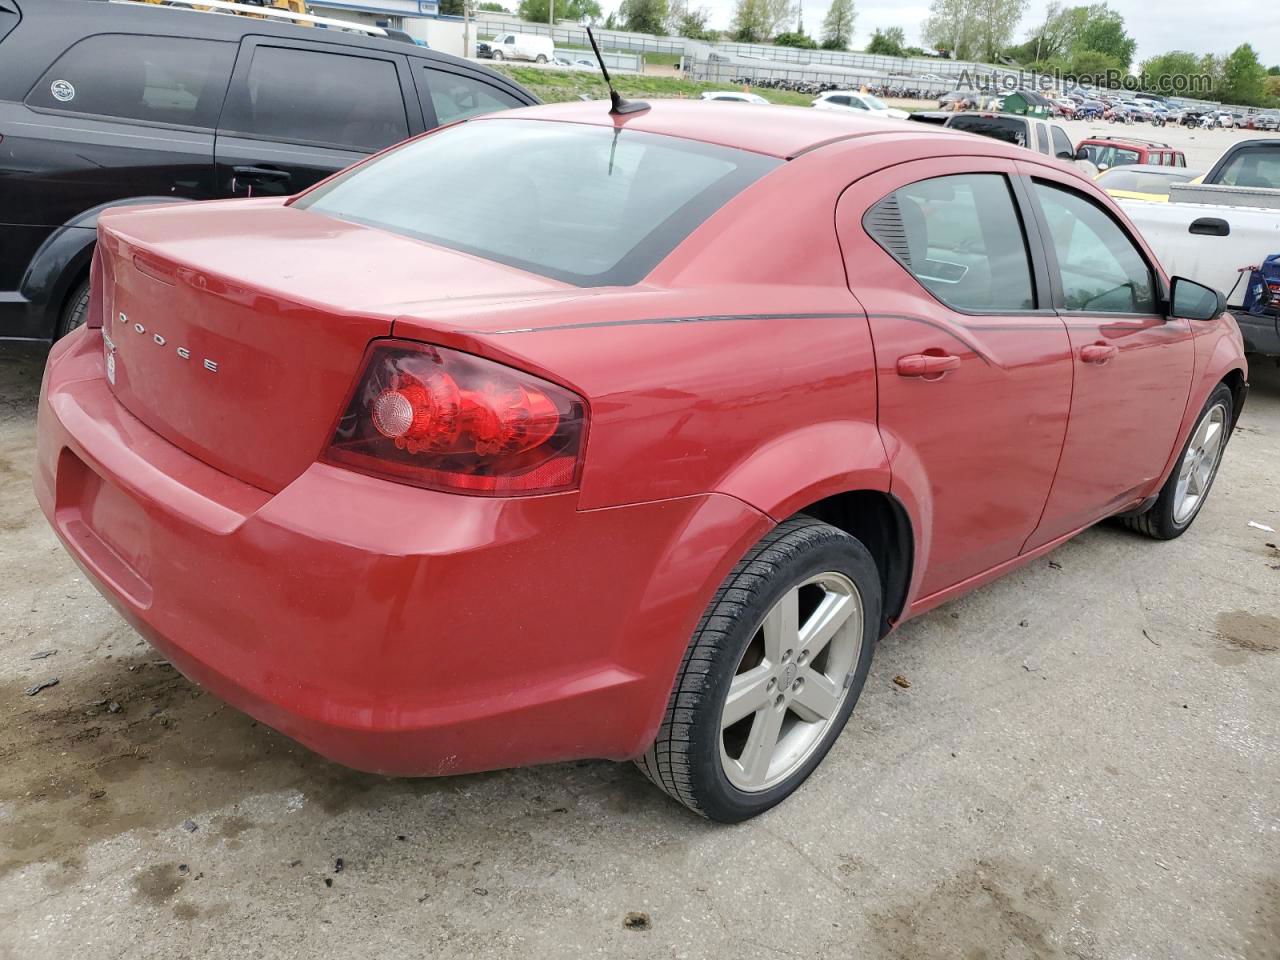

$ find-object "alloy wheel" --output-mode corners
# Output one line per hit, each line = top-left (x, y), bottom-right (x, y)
(719, 572), (863, 793)
(1173, 402), (1228, 525)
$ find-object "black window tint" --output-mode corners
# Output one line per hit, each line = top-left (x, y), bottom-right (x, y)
(1051, 126), (1073, 158)
(425, 70), (520, 125)
(947, 114), (1028, 148)
(865, 173), (1036, 313)
(230, 46), (408, 152)
(0, 6), (18, 45)
(1214, 148), (1280, 190)
(1033, 181), (1156, 313)
(27, 35), (234, 128)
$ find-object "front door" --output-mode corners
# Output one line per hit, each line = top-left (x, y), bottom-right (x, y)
(838, 158), (1073, 598)
(1018, 163), (1196, 550)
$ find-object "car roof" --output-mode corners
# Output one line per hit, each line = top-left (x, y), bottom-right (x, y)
(478, 100), (977, 159)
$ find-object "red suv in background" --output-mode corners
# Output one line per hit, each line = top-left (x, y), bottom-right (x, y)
(1077, 136), (1187, 170)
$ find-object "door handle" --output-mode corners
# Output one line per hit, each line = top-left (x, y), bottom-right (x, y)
(1080, 343), (1119, 364)
(232, 165), (291, 183)
(897, 354), (961, 378)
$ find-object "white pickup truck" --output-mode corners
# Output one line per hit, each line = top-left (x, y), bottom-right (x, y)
(1120, 139), (1280, 356)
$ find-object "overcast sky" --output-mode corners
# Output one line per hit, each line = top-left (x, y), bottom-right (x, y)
(648, 0), (1280, 68)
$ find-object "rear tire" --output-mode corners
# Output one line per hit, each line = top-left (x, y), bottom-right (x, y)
(636, 516), (881, 822)
(1122, 384), (1233, 540)
(56, 277), (91, 340)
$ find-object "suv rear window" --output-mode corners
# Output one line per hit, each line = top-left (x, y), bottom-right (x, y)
(223, 46), (409, 152)
(947, 115), (1028, 148)
(26, 35), (235, 128)
(295, 119), (781, 287)
(1214, 147), (1280, 190)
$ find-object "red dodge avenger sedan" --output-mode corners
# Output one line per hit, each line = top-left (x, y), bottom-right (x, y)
(36, 101), (1246, 822)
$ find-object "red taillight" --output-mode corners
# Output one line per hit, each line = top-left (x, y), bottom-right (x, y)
(324, 341), (587, 496)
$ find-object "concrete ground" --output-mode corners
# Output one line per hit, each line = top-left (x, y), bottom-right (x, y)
(1, 345), (1278, 960)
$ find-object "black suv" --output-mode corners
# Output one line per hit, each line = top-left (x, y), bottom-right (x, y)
(0, 0), (536, 340)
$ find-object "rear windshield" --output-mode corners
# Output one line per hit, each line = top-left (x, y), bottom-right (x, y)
(0, 1), (19, 44)
(946, 115), (1028, 148)
(294, 119), (781, 287)
(1214, 147), (1280, 190)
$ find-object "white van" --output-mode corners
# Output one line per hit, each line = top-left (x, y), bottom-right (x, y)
(487, 32), (554, 63)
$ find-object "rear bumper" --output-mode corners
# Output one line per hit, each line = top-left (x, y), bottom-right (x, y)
(1233, 309), (1280, 358)
(36, 329), (771, 776)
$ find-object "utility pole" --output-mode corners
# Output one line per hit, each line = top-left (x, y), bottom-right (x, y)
(549, 0), (553, 27)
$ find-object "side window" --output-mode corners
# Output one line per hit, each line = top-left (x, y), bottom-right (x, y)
(26, 35), (234, 128)
(865, 173), (1037, 313)
(1035, 124), (1050, 155)
(225, 45), (408, 152)
(1032, 181), (1156, 314)
(1050, 126), (1073, 159)
(849, 97), (868, 110)
(424, 70), (521, 126)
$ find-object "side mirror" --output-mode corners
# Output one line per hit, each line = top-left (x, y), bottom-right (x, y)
(1074, 147), (1089, 161)
(1170, 276), (1226, 321)
(1057, 150), (1075, 161)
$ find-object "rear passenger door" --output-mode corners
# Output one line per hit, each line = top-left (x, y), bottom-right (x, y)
(214, 38), (421, 198)
(838, 158), (1073, 599)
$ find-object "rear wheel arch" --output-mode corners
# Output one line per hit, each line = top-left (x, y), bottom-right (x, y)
(788, 490), (914, 638)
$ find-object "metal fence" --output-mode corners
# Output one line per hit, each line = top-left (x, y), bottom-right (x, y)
(708, 42), (1022, 85)
(473, 18), (686, 55)
(686, 59), (955, 99)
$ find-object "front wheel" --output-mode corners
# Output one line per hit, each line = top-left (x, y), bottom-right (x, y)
(636, 517), (881, 822)
(1123, 384), (1233, 540)
(535, 54), (547, 63)
(491, 50), (504, 60)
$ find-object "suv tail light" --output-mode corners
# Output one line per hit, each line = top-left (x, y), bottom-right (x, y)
(324, 341), (587, 496)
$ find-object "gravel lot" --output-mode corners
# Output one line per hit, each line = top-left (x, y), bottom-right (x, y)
(1, 339), (1279, 957)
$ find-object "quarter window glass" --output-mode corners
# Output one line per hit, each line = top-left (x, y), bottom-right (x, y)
(426, 70), (521, 125)
(1035, 124), (1050, 154)
(27, 35), (234, 127)
(230, 46), (408, 152)
(865, 173), (1036, 312)
(1033, 181), (1156, 313)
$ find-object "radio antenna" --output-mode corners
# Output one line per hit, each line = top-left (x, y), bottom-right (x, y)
(586, 27), (649, 115)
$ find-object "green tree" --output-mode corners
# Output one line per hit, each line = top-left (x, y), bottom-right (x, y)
(675, 6), (716, 38)
(1139, 50), (1202, 94)
(1265, 75), (1280, 102)
(1017, 1), (1087, 63)
(517, 0), (600, 21)
(1066, 48), (1121, 83)
(1219, 43), (1267, 105)
(730, 0), (769, 41)
(618, 0), (668, 33)
(866, 26), (905, 56)
(1073, 3), (1135, 70)
(476, 1), (508, 9)
(819, 0), (856, 50)
(774, 30), (817, 47)
(923, 0), (1023, 62)
(970, 0), (1027, 63)
(1269, 65), (1280, 76)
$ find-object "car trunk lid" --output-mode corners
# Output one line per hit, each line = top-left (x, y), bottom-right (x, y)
(97, 199), (569, 493)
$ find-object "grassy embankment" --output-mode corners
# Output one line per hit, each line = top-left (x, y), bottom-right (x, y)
(493, 65), (818, 107)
